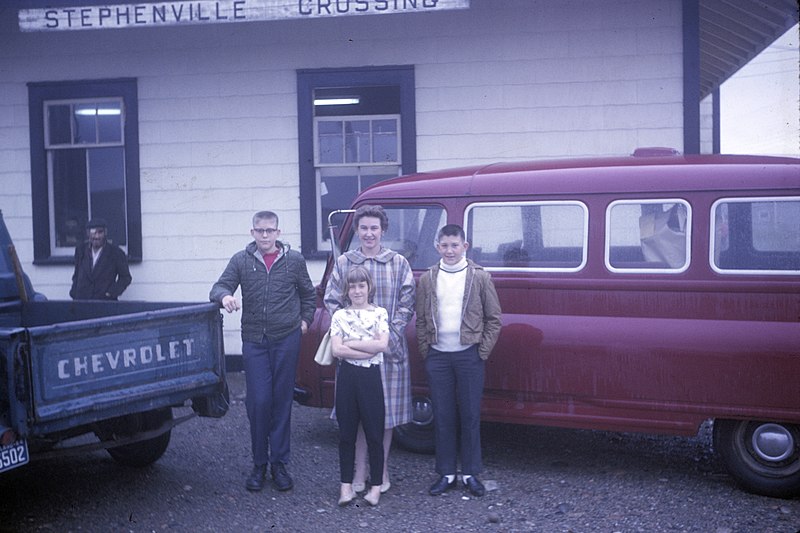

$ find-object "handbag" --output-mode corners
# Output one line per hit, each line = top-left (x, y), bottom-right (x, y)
(314, 330), (333, 366)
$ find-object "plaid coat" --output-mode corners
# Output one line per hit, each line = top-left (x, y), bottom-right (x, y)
(324, 247), (415, 428)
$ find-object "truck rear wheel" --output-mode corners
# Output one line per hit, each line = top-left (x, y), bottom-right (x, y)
(102, 408), (173, 467)
(713, 419), (800, 498)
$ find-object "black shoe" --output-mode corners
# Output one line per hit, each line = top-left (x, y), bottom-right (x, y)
(271, 463), (293, 491)
(245, 465), (267, 492)
(429, 476), (457, 496)
(463, 476), (485, 497)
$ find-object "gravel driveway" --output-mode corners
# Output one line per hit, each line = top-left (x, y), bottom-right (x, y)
(1, 371), (798, 533)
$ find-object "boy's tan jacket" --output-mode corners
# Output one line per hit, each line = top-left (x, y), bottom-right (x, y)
(415, 259), (502, 360)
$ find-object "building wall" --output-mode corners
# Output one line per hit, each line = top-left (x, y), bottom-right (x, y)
(0, 0), (683, 353)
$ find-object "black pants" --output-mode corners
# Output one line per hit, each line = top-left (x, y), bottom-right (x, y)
(335, 361), (385, 486)
(336, 361), (385, 485)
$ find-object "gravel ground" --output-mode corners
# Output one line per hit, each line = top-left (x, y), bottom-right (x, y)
(1, 371), (798, 533)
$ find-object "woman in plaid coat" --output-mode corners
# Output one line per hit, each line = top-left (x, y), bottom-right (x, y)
(324, 204), (415, 493)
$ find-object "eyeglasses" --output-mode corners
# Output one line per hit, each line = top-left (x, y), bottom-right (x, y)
(252, 228), (278, 236)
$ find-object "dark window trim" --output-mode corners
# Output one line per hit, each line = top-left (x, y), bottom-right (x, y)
(296, 66), (416, 259)
(28, 78), (142, 265)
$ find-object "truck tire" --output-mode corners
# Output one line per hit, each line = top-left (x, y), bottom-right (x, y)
(713, 419), (800, 498)
(103, 408), (173, 468)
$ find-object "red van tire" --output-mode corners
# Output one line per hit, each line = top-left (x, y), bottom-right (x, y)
(393, 395), (436, 454)
(394, 422), (435, 454)
(713, 419), (800, 498)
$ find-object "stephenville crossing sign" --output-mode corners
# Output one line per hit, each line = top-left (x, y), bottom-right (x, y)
(19, 0), (470, 31)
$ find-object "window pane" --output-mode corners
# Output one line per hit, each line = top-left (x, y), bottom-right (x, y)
(88, 147), (127, 246)
(752, 201), (800, 252)
(360, 167), (399, 190)
(319, 171), (358, 241)
(318, 166), (400, 247)
(346, 205), (446, 270)
(318, 121), (343, 164)
(607, 200), (689, 271)
(468, 202), (586, 270)
(73, 104), (97, 144)
(372, 119), (398, 163)
(344, 120), (370, 163)
(47, 104), (72, 145)
(712, 198), (800, 273)
(52, 149), (88, 248)
(97, 102), (122, 143)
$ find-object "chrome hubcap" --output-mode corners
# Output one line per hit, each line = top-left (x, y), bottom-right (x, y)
(411, 396), (434, 426)
(751, 423), (794, 463)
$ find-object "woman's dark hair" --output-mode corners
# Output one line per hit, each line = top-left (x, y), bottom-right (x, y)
(353, 205), (389, 232)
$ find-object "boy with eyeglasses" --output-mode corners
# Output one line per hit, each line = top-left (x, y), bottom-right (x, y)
(210, 210), (316, 493)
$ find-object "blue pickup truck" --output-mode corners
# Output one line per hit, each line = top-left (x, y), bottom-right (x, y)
(0, 211), (228, 474)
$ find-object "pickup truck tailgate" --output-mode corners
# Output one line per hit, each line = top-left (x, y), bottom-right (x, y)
(24, 302), (224, 434)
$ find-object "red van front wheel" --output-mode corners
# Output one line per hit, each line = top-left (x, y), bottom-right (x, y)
(393, 396), (435, 454)
(713, 419), (800, 498)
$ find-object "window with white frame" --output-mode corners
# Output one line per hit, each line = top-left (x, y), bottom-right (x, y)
(314, 116), (402, 246)
(711, 197), (800, 275)
(297, 67), (417, 256)
(45, 99), (127, 252)
(314, 112), (402, 250)
(28, 79), (141, 264)
(605, 199), (691, 273)
(466, 201), (588, 271)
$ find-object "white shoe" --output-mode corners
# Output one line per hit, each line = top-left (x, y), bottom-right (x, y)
(351, 481), (366, 493)
(380, 480), (391, 493)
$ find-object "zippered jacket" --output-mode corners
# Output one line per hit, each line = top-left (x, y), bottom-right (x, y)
(210, 241), (316, 342)
(415, 259), (502, 360)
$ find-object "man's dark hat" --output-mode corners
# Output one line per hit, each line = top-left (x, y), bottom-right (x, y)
(86, 218), (108, 229)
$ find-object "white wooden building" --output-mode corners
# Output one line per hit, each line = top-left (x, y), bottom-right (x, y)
(1, 0), (796, 354)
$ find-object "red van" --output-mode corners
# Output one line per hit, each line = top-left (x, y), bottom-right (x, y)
(295, 151), (800, 498)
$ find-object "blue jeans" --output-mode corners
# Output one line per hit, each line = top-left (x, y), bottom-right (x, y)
(242, 328), (301, 467)
(425, 345), (485, 476)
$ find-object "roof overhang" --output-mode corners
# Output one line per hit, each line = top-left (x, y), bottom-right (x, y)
(699, 0), (799, 99)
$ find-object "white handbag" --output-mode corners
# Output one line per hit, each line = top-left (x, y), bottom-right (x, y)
(313, 330), (333, 366)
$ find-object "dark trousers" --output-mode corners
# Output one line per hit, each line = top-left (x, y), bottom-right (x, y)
(242, 328), (301, 467)
(335, 361), (385, 486)
(425, 345), (485, 476)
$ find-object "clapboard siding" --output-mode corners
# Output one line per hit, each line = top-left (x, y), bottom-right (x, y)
(0, 0), (684, 353)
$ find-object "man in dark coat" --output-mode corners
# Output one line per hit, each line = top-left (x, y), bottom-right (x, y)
(70, 218), (132, 300)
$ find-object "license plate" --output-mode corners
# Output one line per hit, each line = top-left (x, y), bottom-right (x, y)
(0, 437), (30, 473)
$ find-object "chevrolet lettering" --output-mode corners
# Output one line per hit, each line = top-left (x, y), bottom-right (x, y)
(57, 338), (196, 379)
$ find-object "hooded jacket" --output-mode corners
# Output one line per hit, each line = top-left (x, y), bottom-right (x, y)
(210, 241), (316, 342)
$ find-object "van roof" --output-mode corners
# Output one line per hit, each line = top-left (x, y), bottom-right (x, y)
(357, 153), (800, 201)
